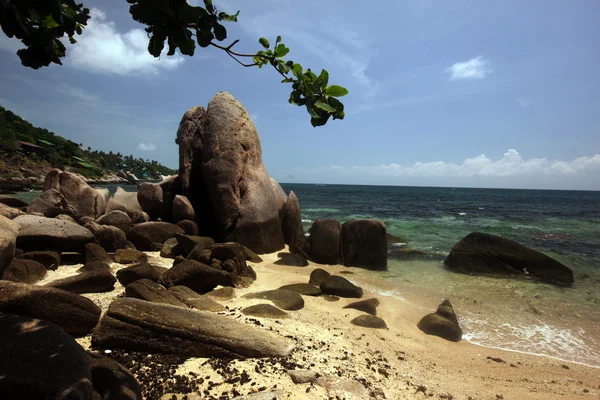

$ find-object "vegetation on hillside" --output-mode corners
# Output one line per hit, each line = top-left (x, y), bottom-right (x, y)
(0, 105), (176, 179)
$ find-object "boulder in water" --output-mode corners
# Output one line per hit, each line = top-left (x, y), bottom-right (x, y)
(417, 299), (462, 342)
(341, 219), (387, 271)
(309, 219), (341, 264)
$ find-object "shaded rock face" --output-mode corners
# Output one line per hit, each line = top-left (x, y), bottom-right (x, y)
(0, 280), (101, 337)
(270, 177), (287, 222)
(308, 268), (331, 286)
(0, 195), (28, 208)
(172, 195), (195, 223)
(176, 105), (206, 196)
(107, 187), (143, 216)
(160, 237), (180, 258)
(85, 222), (127, 253)
(282, 191), (309, 255)
(184, 93), (285, 254)
(320, 276), (363, 298)
(116, 262), (160, 286)
(168, 285), (226, 312)
(96, 210), (132, 233)
(417, 300), (462, 342)
(0, 215), (18, 277)
(125, 279), (186, 307)
(342, 219), (387, 271)
(2, 258), (47, 283)
(85, 243), (111, 264)
(160, 259), (232, 293)
(137, 183), (163, 220)
(14, 215), (94, 252)
(0, 313), (94, 399)
(16, 250), (60, 270)
(44, 169), (108, 218)
(445, 232), (574, 286)
(176, 219), (199, 236)
(91, 298), (294, 358)
(115, 249), (147, 264)
(87, 352), (142, 400)
(309, 219), (341, 264)
(47, 269), (116, 294)
(127, 222), (185, 250)
(26, 188), (66, 217)
(176, 234), (215, 257)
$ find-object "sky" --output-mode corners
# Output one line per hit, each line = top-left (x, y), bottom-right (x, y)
(1, 0), (599, 190)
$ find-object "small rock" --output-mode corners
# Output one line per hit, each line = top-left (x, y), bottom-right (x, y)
(343, 298), (380, 315)
(320, 275), (363, 298)
(242, 303), (289, 318)
(278, 283), (322, 296)
(308, 268), (331, 286)
(286, 369), (317, 384)
(243, 290), (304, 310)
(351, 315), (388, 329)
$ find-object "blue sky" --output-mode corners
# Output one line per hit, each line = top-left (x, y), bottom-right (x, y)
(1, 0), (599, 190)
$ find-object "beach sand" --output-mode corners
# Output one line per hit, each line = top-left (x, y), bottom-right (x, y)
(38, 249), (600, 399)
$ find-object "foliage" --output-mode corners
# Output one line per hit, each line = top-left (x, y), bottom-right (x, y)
(0, 0), (348, 127)
(0, 105), (176, 179)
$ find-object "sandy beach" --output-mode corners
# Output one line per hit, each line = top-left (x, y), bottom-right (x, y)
(37, 248), (600, 399)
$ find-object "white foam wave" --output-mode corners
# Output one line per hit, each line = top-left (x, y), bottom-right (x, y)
(301, 219), (313, 223)
(458, 212), (467, 216)
(392, 242), (407, 247)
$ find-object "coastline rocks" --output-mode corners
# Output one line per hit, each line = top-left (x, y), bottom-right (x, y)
(160, 237), (180, 258)
(77, 261), (110, 273)
(115, 249), (147, 264)
(137, 182), (163, 220)
(16, 250), (60, 270)
(0, 202), (25, 219)
(274, 252), (309, 267)
(444, 232), (574, 286)
(308, 268), (331, 286)
(85, 222), (127, 252)
(116, 262), (160, 286)
(0, 215), (18, 277)
(176, 234), (214, 256)
(342, 219), (387, 271)
(85, 243), (111, 264)
(350, 315), (388, 329)
(242, 303), (289, 319)
(125, 279), (186, 307)
(270, 177), (287, 222)
(172, 195), (195, 223)
(0, 280), (101, 336)
(44, 169), (108, 218)
(160, 259), (232, 293)
(282, 191), (309, 254)
(106, 187), (142, 216)
(46, 269), (116, 294)
(2, 258), (47, 283)
(132, 211), (149, 224)
(176, 219), (199, 236)
(91, 297), (294, 358)
(309, 219), (342, 264)
(278, 283), (322, 296)
(14, 215), (93, 252)
(168, 285), (226, 312)
(0, 313), (94, 399)
(243, 290), (304, 311)
(417, 300), (462, 342)
(343, 298), (380, 315)
(176, 105), (206, 196)
(96, 210), (132, 233)
(87, 352), (142, 400)
(320, 276), (363, 298)
(25, 188), (66, 217)
(205, 286), (235, 300)
(127, 222), (184, 250)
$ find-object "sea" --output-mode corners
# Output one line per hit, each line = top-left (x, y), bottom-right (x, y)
(13, 183), (600, 367)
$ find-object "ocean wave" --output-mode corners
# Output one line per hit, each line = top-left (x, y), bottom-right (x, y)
(458, 212), (467, 216)
(301, 219), (313, 223)
(303, 208), (342, 213)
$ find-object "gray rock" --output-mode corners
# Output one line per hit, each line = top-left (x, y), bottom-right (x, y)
(160, 237), (180, 258)
(85, 242), (111, 264)
(168, 285), (226, 312)
(242, 303), (288, 318)
(308, 268), (331, 286)
(16, 250), (60, 270)
(320, 276), (363, 298)
(88, 352), (142, 400)
(26, 188), (66, 217)
(116, 262), (160, 286)
(160, 259), (232, 293)
(92, 297), (294, 358)
(43, 170), (108, 218)
(270, 177), (287, 223)
(0, 280), (101, 337)
(417, 300), (462, 342)
(137, 183), (163, 220)
(2, 258), (47, 283)
(343, 298), (380, 315)
(350, 315), (387, 329)
(172, 195), (195, 223)
(96, 210), (132, 233)
(47, 269), (116, 294)
(282, 191), (309, 254)
(342, 219), (387, 271)
(125, 279), (187, 307)
(243, 290), (304, 310)
(107, 187), (143, 216)
(286, 369), (317, 384)
(0, 313), (94, 399)
(278, 283), (321, 296)
(14, 215), (94, 252)
(309, 219), (341, 264)
(127, 222), (184, 250)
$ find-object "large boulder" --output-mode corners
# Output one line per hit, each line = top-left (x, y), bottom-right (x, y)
(85, 221), (127, 252)
(92, 298), (294, 358)
(417, 300), (462, 342)
(125, 279), (187, 307)
(320, 276), (363, 298)
(14, 215), (94, 252)
(106, 187), (142, 216)
(0, 195), (28, 208)
(0, 280), (101, 336)
(0, 215), (18, 277)
(137, 182), (163, 220)
(116, 262), (160, 286)
(282, 191), (309, 255)
(341, 220), (387, 271)
(0, 313), (94, 399)
(444, 232), (574, 286)
(243, 290), (304, 311)
(176, 105), (206, 195)
(26, 188), (66, 217)
(43, 169), (108, 218)
(127, 222), (184, 250)
(167, 285), (226, 312)
(16, 250), (60, 270)
(2, 258), (47, 283)
(184, 92), (285, 254)
(270, 177), (287, 222)
(309, 219), (341, 264)
(160, 259), (232, 293)
(172, 195), (195, 223)
(176, 234), (214, 256)
(87, 352), (142, 400)
(96, 210), (132, 233)
(47, 269), (116, 294)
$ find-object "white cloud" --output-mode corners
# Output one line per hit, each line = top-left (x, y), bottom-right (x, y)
(66, 8), (184, 75)
(517, 97), (531, 108)
(137, 142), (156, 151)
(446, 56), (491, 80)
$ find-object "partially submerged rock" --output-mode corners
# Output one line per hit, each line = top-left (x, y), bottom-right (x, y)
(417, 299), (462, 342)
(342, 219), (387, 271)
(309, 219), (342, 264)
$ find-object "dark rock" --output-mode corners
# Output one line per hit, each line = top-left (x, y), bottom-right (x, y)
(308, 268), (331, 286)
(342, 219), (387, 271)
(274, 252), (309, 267)
(85, 221), (127, 252)
(48, 269), (116, 294)
(96, 210), (132, 233)
(323, 295), (340, 302)
(107, 187), (142, 216)
(16, 250), (60, 270)
(78, 216), (94, 225)
(85, 242), (111, 264)
(14, 215), (93, 252)
(205, 286), (235, 300)
(116, 262), (160, 286)
(286, 369), (317, 384)
(270, 178), (287, 223)
(176, 219), (199, 235)
(445, 232), (574, 286)
(168, 285), (226, 312)
(131, 211), (149, 224)
(26, 188), (66, 217)
(309, 219), (342, 264)
(282, 191), (309, 254)
(176, 234), (215, 256)
(77, 261), (110, 273)
(160, 237), (180, 258)
(320, 276), (363, 298)
(125, 279), (186, 306)
(350, 315), (388, 329)
(137, 183), (163, 220)
(0, 216), (18, 277)
(2, 258), (47, 283)
(278, 283), (321, 296)
(172, 195), (195, 223)
(160, 260), (232, 293)
(243, 245), (263, 263)
(387, 233), (408, 246)
(242, 303), (288, 318)
(0, 280), (101, 336)
(176, 105), (206, 196)
(123, 240), (137, 250)
(127, 222), (184, 250)
(0, 313), (93, 399)
(243, 290), (304, 310)
(44, 170), (108, 218)
(417, 300), (462, 342)
(187, 246), (212, 264)
(114, 248), (147, 264)
(88, 352), (142, 400)
(149, 242), (163, 251)
(0, 195), (28, 208)
(92, 298), (294, 357)
(343, 298), (380, 315)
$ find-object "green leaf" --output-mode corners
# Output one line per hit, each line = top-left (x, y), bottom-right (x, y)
(259, 37), (269, 49)
(44, 15), (60, 29)
(274, 43), (289, 58)
(203, 0), (214, 11)
(317, 69), (329, 90)
(324, 85), (348, 97)
(311, 114), (330, 127)
(291, 63), (302, 78)
(314, 101), (337, 113)
(196, 29), (213, 47)
(219, 10), (239, 22)
(276, 35), (282, 44)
